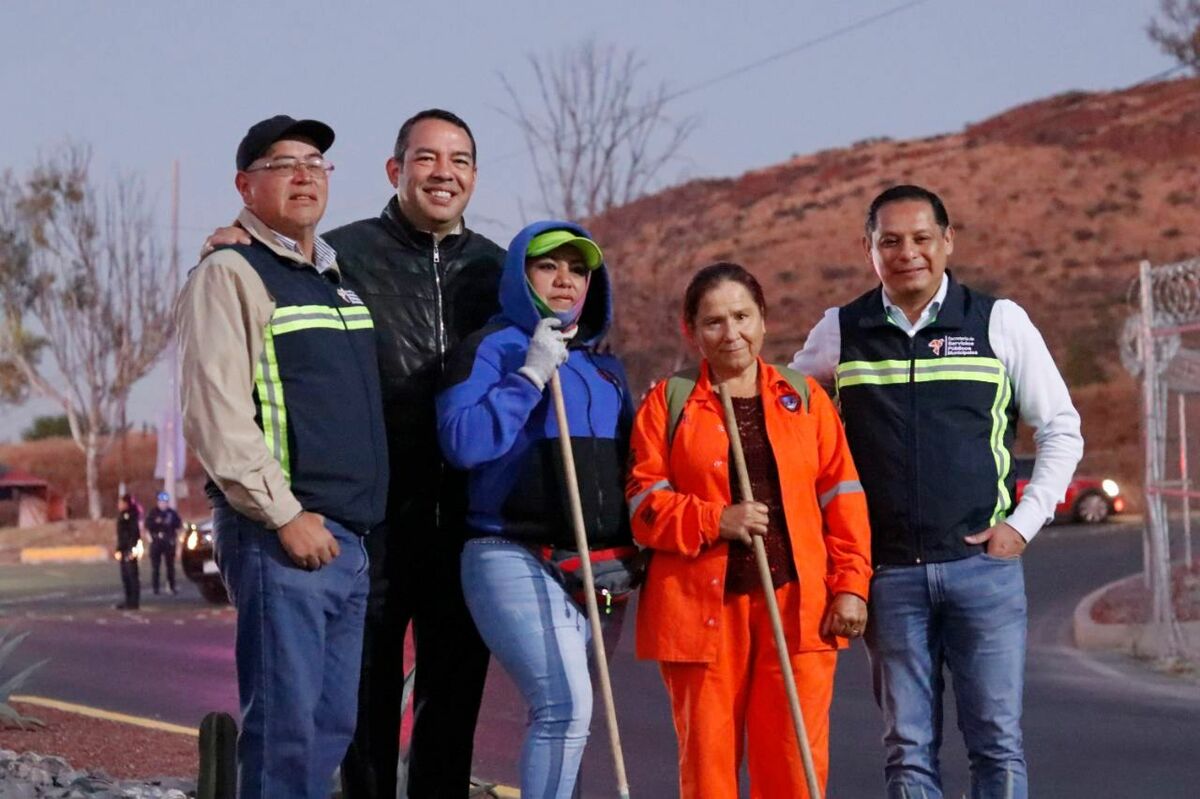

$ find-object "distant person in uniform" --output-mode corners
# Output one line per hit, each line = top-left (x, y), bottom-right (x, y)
(146, 491), (183, 594)
(115, 493), (142, 610)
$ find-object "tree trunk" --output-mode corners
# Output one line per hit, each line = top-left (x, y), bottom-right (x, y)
(85, 429), (102, 520)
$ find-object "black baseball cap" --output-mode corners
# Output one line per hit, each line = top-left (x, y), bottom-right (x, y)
(236, 115), (335, 171)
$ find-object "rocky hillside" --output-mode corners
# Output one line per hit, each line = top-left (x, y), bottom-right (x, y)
(589, 77), (1200, 487)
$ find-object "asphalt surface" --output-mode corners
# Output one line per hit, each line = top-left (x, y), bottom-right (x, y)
(2, 521), (1198, 797)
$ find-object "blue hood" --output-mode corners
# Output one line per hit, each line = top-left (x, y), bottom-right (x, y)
(499, 219), (614, 344)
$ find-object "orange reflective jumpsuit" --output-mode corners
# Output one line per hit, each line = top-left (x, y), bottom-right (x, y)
(627, 360), (871, 798)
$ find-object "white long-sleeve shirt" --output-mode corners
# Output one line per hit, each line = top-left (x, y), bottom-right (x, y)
(790, 275), (1083, 542)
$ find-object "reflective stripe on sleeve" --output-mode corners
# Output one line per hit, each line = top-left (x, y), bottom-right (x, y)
(819, 480), (864, 509)
(629, 479), (672, 519)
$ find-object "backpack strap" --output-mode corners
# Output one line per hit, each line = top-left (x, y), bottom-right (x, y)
(665, 368), (699, 446)
(664, 364), (809, 445)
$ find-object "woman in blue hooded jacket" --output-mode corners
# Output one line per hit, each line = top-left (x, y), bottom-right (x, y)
(437, 220), (634, 798)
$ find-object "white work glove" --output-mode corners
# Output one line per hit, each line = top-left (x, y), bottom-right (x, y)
(518, 317), (569, 390)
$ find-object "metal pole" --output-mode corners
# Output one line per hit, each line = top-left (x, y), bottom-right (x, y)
(163, 160), (181, 506)
(1140, 261), (1157, 591)
(549, 373), (631, 798)
(1139, 261), (1181, 656)
(718, 384), (823, 798)
(1181, 393), (1193, 566)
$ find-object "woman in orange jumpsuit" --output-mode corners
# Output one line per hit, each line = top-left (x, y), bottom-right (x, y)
(626, 262), (872, 798)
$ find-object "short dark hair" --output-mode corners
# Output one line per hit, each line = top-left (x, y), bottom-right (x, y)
(393, 109), (477, 163)
(865, 184), (950, 236)
(683, 262), (767, 329)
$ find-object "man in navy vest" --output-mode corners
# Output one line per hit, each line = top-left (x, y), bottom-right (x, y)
(177, 116), (389, 799)
(792, 185), (1083, 798)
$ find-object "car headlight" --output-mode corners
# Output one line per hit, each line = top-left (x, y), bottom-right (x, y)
(1102, 479), (1119, 498)
(186, 530), (199, 550)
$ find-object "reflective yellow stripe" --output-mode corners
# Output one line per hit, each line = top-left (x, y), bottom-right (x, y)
(273, 318), (347, 334)
(837, 357), (1005, 388)
(837, 359), (911, 389)
(989, 369), (1014, 524)
(255, 325), (290, 481)
(269, 304), (375, 335)
(272, 304), (341, 321)
(339, 305), (374, 330)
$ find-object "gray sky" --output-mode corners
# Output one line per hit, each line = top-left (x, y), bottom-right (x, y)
(0, 0), (1174, 441)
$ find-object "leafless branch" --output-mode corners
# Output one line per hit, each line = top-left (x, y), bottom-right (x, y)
(1147, 0), (1200, 73)
(499, 39), (698, 220)
(0, 144), (176, 518)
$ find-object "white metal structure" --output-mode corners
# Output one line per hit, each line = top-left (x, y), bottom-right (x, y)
(1119, 257), (1200, 659)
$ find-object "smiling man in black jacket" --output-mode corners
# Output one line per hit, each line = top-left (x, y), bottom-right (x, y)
(327, 109), (503, 799)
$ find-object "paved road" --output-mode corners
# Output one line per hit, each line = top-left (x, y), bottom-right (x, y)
(2, 522), (1198, 797)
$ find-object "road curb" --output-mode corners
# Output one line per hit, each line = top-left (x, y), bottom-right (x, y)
(19, 545), (110, 564)
(10, 694), (198, 737)
(1072, 572), (1200, 657)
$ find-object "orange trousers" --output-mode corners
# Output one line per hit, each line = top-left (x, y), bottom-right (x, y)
(658, 581), (838, 799)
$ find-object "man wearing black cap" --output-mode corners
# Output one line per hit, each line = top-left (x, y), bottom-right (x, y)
(205, 109), (504, 799)
(177, 115), (389, 799)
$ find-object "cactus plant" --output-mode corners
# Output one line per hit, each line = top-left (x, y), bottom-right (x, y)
(0, 628), (47, 729)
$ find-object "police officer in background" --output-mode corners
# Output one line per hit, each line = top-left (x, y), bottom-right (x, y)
(114, 493), (142, 610)
(146, 491), (183, 594)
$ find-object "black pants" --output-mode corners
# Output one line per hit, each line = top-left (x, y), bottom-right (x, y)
(340, 521), (491, 799)
(118, 555), (140, 609)
(150, 539), (177, 592)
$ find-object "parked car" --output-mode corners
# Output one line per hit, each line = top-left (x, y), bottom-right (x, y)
(181, 518), (228, 604)
(1013, 456), (1125, 524)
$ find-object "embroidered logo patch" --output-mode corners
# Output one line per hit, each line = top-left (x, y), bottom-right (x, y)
(929, 338), (945, 356)
(337, 287), (364, 305)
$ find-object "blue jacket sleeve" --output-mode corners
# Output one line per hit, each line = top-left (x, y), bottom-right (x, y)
(436, 332), (547, 469)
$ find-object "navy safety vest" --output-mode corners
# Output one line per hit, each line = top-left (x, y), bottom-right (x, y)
(221, 241), (388, 533)
(836, 274), (1016, 566)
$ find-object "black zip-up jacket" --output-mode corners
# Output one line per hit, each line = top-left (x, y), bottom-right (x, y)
(325, 199), (504, 530)
(116, 508), (141, 553)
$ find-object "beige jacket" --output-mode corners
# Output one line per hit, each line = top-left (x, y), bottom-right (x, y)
(175, 209), (341, 529)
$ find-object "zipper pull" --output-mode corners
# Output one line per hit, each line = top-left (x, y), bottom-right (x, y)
(433, 239), (440, 265)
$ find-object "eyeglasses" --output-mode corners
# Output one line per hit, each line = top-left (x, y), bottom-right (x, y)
(244, 156), (335, 178)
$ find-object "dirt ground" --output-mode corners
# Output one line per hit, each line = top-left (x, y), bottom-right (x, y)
(0, 701), (196, 780)
(1090, 558), (1200, 624)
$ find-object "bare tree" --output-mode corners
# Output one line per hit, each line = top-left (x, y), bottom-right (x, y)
(500, 39), (697, 220)
(0, 145), (176, 518)
(1148, 0), (1200, 72)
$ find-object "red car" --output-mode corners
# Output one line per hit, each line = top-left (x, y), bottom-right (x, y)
(1013, 456), (1124, 524)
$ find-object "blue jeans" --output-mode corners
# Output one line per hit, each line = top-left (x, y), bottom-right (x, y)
(461, 538), (625, 799)
(865, 553), (1028, 799)
(213, 504), (369, 799)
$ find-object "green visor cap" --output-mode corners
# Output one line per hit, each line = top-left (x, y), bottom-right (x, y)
(525, 230), (603, 270)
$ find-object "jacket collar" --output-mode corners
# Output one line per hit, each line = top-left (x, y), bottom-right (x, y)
(237, 209), (341, 278)
(690, 358), (793, 408)
(380, 196), (470, 254)
(858, 269), (965, 331)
